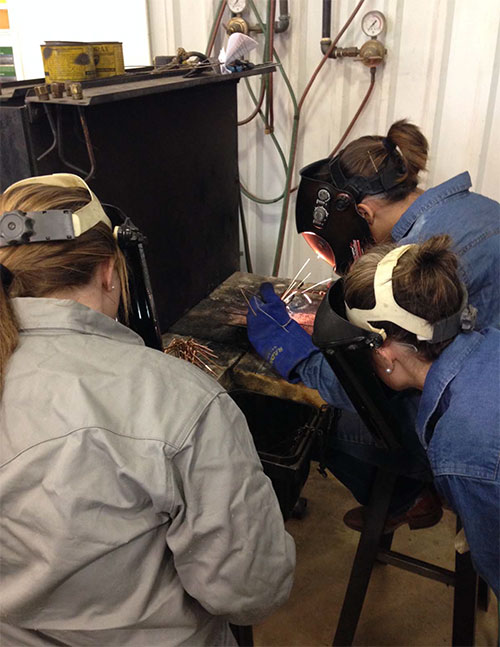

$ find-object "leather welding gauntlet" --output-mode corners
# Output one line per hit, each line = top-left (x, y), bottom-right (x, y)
(246, 282), (317, 383)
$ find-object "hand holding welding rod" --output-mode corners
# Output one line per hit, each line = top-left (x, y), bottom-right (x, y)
(246, 282), (318, 383)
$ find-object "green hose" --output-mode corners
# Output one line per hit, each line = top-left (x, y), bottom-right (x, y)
(247, 0), (300, 275)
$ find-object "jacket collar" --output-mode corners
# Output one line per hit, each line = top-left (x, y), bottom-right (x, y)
(416, 330), (482, 448)
(392, 172), (472, 241)
(13, 297), (145, 347)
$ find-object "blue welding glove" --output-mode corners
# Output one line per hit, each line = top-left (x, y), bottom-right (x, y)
(246, 282), (317, 383)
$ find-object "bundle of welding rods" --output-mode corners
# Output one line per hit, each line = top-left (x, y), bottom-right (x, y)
(241, 258), (332, 315)
(164, 337), (221, 376)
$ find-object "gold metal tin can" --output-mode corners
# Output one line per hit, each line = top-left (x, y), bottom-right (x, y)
(41, 43), (96, 83)
(91, 42), (125, 78)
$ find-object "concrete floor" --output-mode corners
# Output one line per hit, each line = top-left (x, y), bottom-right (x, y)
(253, 466), (498, 646)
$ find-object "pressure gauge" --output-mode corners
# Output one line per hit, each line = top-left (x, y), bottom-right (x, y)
(228, 0), (247, 14)
(361, 10), (386, 38)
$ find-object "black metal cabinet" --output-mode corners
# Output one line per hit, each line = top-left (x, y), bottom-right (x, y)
(0, 67), (272, 330)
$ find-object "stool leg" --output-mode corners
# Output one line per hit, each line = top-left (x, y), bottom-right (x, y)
(333, 468), (397, 646)
(452, 525), (478, 646)
(379, 531), (394, 552)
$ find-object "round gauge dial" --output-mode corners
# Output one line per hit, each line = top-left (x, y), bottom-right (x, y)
(228, 0), (247, 13)
(361, 10), (386, 37)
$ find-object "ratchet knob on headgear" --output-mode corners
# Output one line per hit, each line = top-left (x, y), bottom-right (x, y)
(0, 211), (35, 246)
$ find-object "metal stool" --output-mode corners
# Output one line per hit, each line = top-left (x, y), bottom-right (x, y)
(332, 465), (489, 646)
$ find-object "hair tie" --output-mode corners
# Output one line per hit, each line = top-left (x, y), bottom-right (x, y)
(382, 137), (396, 154)
(0, 263), (14, 289)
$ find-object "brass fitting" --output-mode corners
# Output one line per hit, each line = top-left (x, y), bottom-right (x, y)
(359, 39), (386, 66)
(332, 47), (360, 59)
(50, 82), (65, 98)
(34, 84), (50, 100)
(226, 16), (249, 35)
(69, 82), (83, 100)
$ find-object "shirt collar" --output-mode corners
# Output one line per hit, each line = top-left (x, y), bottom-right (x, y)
(391, 172), (472, 241)
(416, 330), (482, 448)
(13, 297), (145, 347)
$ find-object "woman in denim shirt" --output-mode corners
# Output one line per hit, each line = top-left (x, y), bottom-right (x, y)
(340, 235), (499, 596)
(247, 120), (500, 532)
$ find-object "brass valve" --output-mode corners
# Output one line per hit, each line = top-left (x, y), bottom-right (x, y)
(226, 16), (249, 35)
(359, 39), (386, 67)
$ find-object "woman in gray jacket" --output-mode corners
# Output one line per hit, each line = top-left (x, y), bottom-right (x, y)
(0, 174), (295, 647)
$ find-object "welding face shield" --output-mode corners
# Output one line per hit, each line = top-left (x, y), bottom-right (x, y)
(296, 150), (407, 275)
(0, 173), (162, 350)
(312, 278), (402, 449)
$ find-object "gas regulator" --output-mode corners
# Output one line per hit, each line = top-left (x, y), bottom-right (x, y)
(322, 9), (387, 66)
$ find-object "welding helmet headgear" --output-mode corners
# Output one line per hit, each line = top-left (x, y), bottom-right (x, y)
(313, 245), (477, 351)
(295, 146), (407, 274)
(0, 173), (112, 246)
(0, 173), (162, 350)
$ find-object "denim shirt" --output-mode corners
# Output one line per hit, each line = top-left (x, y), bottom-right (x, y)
(297, 172), (500, 401)
(392, 172), (500, 329)
(417, 329), (500, 595)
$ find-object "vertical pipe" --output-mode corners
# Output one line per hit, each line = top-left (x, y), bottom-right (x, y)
(322, 0), (332, 39)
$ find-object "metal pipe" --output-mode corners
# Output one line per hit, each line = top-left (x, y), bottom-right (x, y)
(322, 0), (332, 38)
(77, 106), (96, 181)
(274, 0), (289, 33)
(249, 0), (289, 33)
(36, 104), (57, 162)
(56, 105), (88, 176)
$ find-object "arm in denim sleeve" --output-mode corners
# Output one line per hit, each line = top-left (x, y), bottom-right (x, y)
(435, 474), (499, 598)
(294, 351), (356, 412)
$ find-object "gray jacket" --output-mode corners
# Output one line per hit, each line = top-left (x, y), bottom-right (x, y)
(0, 298), (295, 646)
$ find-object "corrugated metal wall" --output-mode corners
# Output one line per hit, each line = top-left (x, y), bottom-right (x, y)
(148, 0), (500, 281)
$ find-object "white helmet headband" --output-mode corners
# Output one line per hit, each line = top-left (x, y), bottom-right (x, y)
(346, 244), (456, 342)
(6, 173), (112, 236)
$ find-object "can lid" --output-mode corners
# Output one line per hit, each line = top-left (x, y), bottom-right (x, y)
(88, 41), (123, 45)
(44, 41), (90, 45)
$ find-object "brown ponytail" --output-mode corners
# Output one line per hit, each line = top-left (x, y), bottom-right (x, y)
(338, 119), (429, 203)
(0, 183), (129, 395)
(344, 235), (463, 360)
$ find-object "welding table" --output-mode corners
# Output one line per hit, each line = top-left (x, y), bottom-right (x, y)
(163, 270), (327, 408)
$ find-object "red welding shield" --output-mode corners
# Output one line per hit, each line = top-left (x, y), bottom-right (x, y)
(296, 157), (373, 275)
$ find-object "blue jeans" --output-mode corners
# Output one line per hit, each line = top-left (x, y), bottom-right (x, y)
(321, 392), (432, 514)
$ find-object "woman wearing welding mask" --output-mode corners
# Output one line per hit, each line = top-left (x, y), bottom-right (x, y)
(0, 174), (295, 646)
(247, 119), (500, 533)
(337, 235), (499, 596)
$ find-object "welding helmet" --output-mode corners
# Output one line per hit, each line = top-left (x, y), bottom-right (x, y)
(295, 147), (407, 274)
(0, 173), (163, 350)
(312, 277), (402, 449)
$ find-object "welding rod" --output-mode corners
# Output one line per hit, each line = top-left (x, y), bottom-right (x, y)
(281, 258), (311, 301)
(283, 272), (312, 303)
(240, 288), (256, 315)
(299, 278), (332, 294)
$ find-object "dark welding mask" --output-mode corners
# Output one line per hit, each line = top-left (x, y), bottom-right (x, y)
(312, 277), (402, 449)
(296, 148), (407, 274)
(0, 173), (163, 350)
